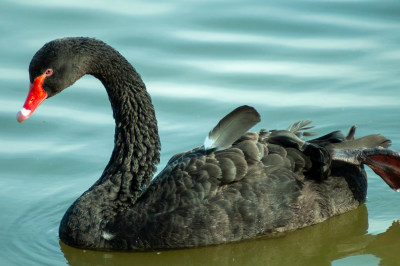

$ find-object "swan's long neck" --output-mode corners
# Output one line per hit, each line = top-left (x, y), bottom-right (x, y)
(87, 43), (160, 202)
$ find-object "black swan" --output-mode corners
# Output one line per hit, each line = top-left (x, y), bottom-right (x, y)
(17, 37), (400, 251)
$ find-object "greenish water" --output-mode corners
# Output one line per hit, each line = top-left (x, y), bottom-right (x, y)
(1, 0), (400, 265)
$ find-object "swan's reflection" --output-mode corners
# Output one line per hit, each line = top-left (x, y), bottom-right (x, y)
(60, 205), (399, 266)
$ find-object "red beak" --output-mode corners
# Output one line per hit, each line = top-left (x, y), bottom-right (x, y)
(17, 74), (48, 123)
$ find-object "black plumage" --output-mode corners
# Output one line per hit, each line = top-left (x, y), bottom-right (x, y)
(19, 37), (400, 251)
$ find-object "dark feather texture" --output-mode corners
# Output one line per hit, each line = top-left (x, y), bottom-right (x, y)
(19, 37), (400, 251)
(204, 105), (260, 150)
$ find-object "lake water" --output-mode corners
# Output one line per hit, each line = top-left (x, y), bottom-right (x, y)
(1, 0), (400, 265)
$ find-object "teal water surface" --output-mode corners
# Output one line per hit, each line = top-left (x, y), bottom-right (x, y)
(1, 1), (400, 265)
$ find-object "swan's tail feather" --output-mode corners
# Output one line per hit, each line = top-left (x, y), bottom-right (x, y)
(332, 134), (391, 150)
(333, 148), (400, 192)
(363, 149), (400, 192)
(329, 128), (400, 191)
(204, 105), (260, 151)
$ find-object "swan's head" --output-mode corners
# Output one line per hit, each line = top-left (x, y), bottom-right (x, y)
(17, 38), (92, 123)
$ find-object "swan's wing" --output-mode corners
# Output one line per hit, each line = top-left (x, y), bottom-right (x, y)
(133, 127), (373, 248)
(165, 106), (260, 167)
(143, 130), (308, 213)
(287, 120), (316, 137)
(133, 131), (320, 247)
(204, 105), (260, 151)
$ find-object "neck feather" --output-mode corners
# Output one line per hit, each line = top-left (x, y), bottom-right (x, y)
(86, 41), (160, 202)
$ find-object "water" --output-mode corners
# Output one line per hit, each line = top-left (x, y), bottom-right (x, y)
(1, 0), (400, 265)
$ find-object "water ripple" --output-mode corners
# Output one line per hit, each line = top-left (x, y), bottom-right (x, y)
(2, 194), (71, 265)
(175, 30), (378, 50)
(148, 82), (400, 108)
(11, 0), (175, 16)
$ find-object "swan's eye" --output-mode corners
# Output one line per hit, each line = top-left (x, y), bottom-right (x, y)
(45, 69), (53, 76)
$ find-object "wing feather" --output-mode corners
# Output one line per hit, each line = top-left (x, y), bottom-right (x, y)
(204, 105), (260, 151)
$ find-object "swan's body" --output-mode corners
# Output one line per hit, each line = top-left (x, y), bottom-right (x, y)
(17, 37), (400, 250)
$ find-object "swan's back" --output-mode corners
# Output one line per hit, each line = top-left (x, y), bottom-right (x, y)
(103, 127), (366, 249)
